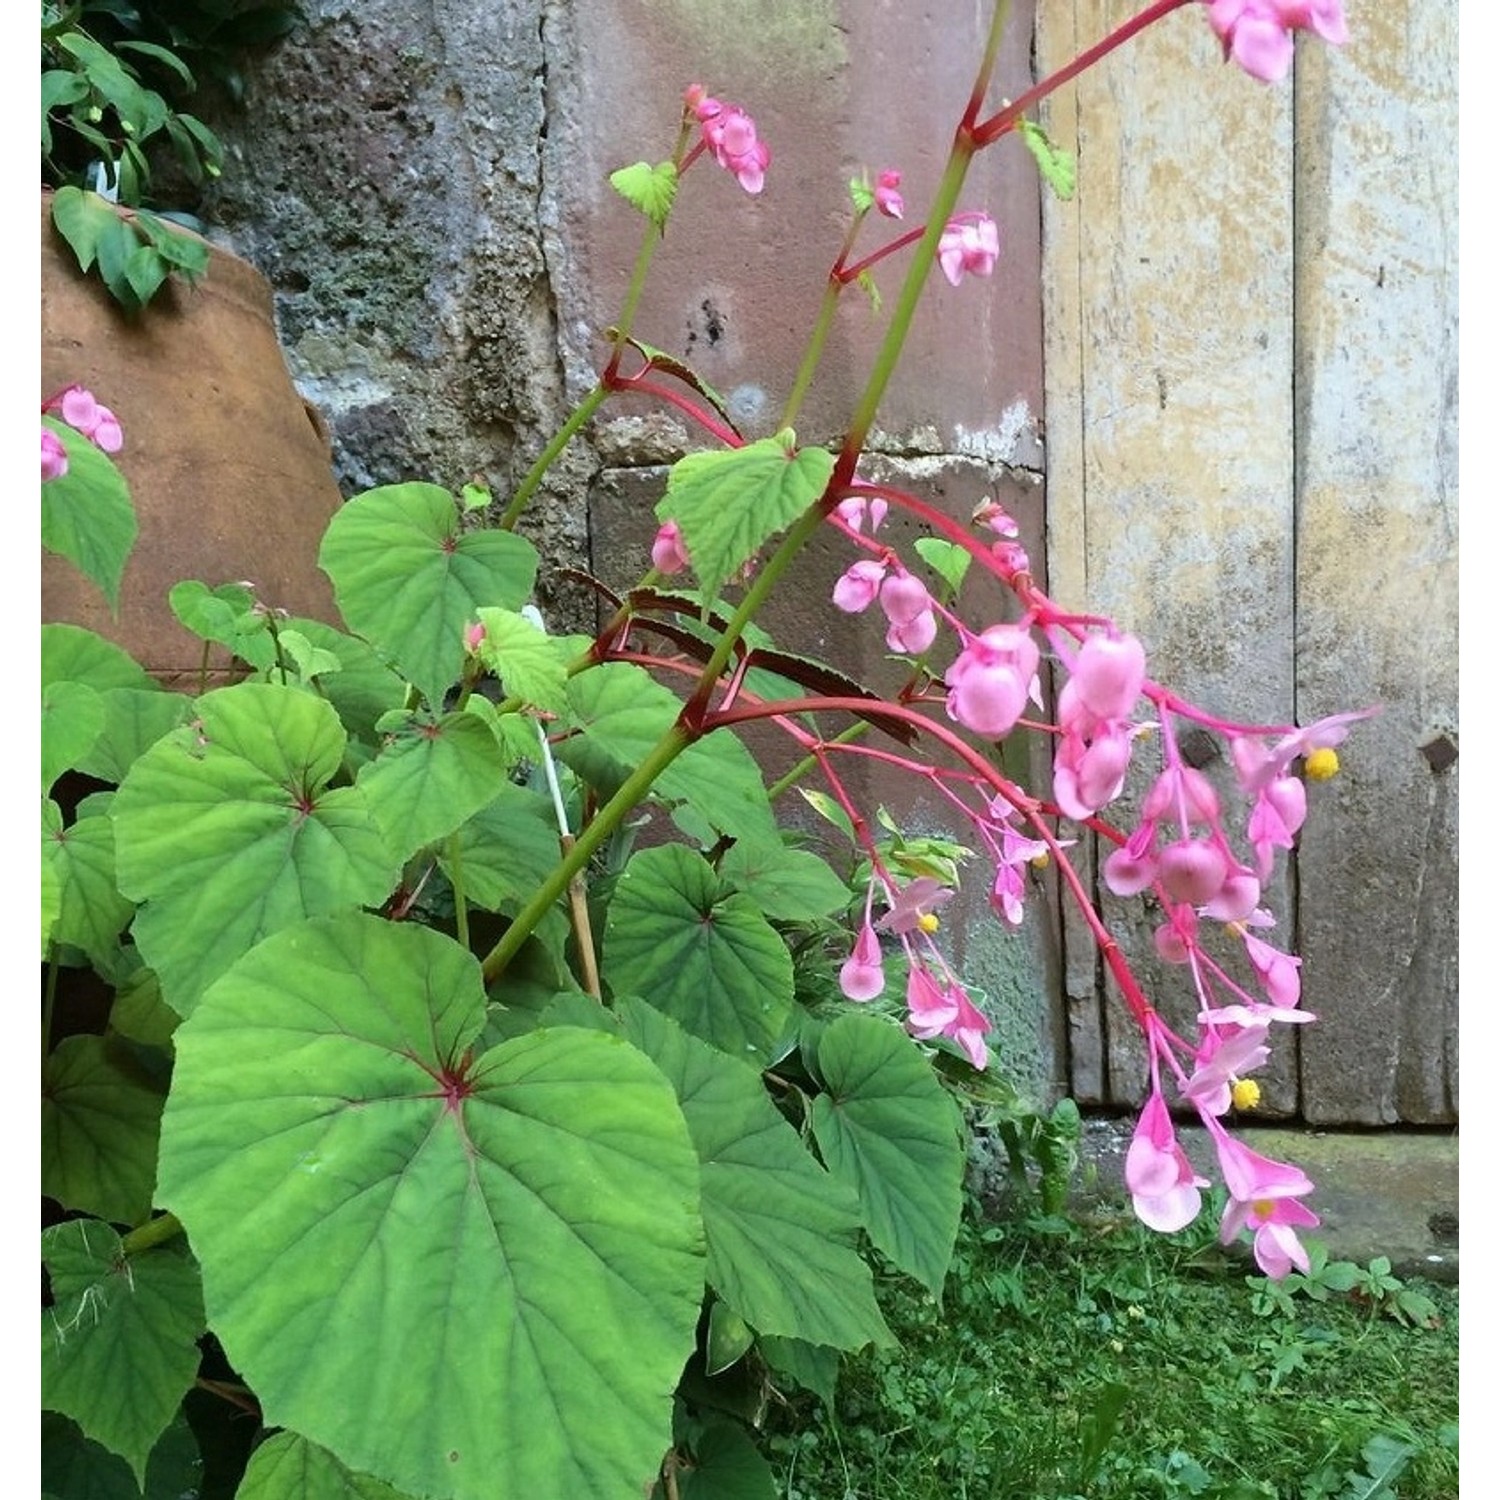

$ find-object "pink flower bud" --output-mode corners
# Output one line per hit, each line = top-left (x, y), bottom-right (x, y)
(1073, 632), (1146, 720)
(1104, 824), (1159, 897)
(1202, 867), (1262, 922)
(41, 427), (68, 482)
(944, 624), (1040, 738)
(874, 168), (904, 220)
(877, 570), (931, 626)
(885, 607), (937, 656)
(991, 540), (1031, 582)
(463, 621), (487, 653)
(1143, 765), (1220, 825)
(652, 520), (690, 574)
(1157, 837), (1229, 907)
(838, 922), (886, 1002)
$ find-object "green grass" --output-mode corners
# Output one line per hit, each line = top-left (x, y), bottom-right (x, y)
(765, 1199), (1458, 1500)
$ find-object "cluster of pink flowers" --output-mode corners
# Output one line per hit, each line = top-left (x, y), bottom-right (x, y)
(686, 86), (770, 195)
(41, 384), (123, 482)
(1203, 0), (1348, 84)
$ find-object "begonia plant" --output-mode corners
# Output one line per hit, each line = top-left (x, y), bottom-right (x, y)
(41, 2), (1367, 1495)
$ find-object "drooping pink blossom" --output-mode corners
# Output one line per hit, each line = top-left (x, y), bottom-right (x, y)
(1247, 773), (1307, 879)
(937, 212), (1000, 286)
(1204, 0), (1348, 85)
(1125, 1090), (1208, 1232)
(838, 921), (886, 1001)
(41, 428), (68, 482)
(988, 824), (1052, 927)
(1157, 836), (1230, 908)
(694, 95), (770, 194)
(1183, 1024), (1271, 1115)
(904, 968), (990, 1070)
(944, 623), (1040, 738)
(1072, 631), (1147, 721)
(833, 495), (889, 534)
(652, 520), (690, 574)
(1223, 1194), (1321, 1277)
(885, 608), (938, 656)
(832, 559), (887, 613)
(874, 168), (904, 220)
(1243, 932), (1303, 1008)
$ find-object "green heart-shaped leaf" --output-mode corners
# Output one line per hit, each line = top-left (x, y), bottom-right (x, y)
(319, 483), (538, 706)
(656, 433), (834, 601)
(42, 1035), (165, 1224)
(158, 913), (705, 1500)
(42, 417), (137, 610)
(42, 1221), (206, 1486)
(810, 1012), (965, 1295)
(620, 998), (890, 1352)
(236, 1432), (412, 1500)
(604, 845), (793, 1063)
(112, 682), (399, 1016)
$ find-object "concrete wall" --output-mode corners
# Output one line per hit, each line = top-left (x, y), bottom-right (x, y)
(197, 0), (1456, 1123)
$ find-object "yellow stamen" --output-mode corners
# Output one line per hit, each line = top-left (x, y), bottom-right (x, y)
(1231, 1078), (1262, 1111)
(1304, 747), (1340, 781)
(917, 912), (940, 934)
(1029, 851), (1050, 870)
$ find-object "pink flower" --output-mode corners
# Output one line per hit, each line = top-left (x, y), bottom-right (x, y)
(695, 96), (770, 194)
(937, 212), (1000, 286)
(904, 969), (990, 1070)
(885, 608), (938, 656)
(838, 921), (886, 1002)
(41, 427), (68, 482)
(1157, 837), (1229, 907)
(874, 168), (904, 220)
(1184, 1025), (1271, 1115)
(833, 495), (888, 534)
(1224, 1195), (1321, 1277)
(652, 520), (690, 574)
(944, 624), (1040, 737)
(1072, 632), (1146, 720)
(1125, 1091), (1208, 1232)
(904, 966), (960, 1034)
(832, 559), (887, 613)
(1247, 774), (1307, 879)
(1243, 933), (1302, 1008)
(876, 877), (953, 936)
(988, 824), (1052, 927)
(1204, 0), (1348, 85)
(463, 621), (487, 653)
(43, 384), (123, 453)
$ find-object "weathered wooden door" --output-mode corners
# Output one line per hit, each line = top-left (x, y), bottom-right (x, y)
(1037, 0), (1458, 1124)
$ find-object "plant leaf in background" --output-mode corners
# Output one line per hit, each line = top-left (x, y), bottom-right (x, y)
(604, 845), (795, 1063)
(42, 1035), (165, 1224)
(609, 160), (679, 231)
(620, 997), (892, 1353)
(656, 432), (835, 602)
(236, 1431), (413, 1500)
(158, 913), (705, 1500)
(319, 483), (539, 706)
(111, 682), (400, 1016)
(810, 1012), (966, 1295)
(41, 1221), (206, 1487)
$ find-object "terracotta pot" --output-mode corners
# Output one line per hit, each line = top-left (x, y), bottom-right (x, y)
(41, 191), (344, 690)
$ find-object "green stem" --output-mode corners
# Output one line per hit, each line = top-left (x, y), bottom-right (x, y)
(122, 1212), (184, 1256)
(837, 0), (1011, 472)
(479, 721), (693, 983)
(497, 383), (608, 531)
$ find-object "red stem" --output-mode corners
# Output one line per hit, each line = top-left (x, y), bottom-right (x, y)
(973, 0), (1195, 145)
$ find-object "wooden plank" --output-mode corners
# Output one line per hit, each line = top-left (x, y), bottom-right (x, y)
(1292, 4), (1459, 1123)
(1038, 1), (1299, 1110)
